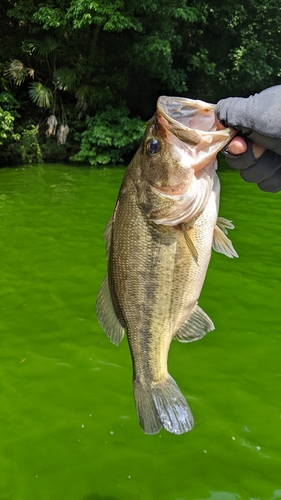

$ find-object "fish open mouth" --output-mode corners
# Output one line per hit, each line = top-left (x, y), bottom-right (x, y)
(157, 96), (236, 155)
(157, 96), (217, 132)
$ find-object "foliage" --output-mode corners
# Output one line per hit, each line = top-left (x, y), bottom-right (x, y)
(71, 106), (146, 165)
(18, 126), (43, 164)
(0, 91), (21, 114)
(5, 59), (34, 86)
(177, 0), (281, 100)
(0, 92), (20, 146)
(41, 138), (69, 163)
(0, 107), (19, 146)
(28, 81), (53, 108)
(1, 0), (281, 165)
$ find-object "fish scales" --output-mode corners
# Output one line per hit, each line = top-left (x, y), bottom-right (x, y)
(111, 183), (214, 372)
(96, 96), (238, 435)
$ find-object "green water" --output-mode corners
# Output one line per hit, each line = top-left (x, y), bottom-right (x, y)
(1, 163), (281, 500)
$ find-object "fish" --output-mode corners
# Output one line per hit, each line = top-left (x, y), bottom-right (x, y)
(96, 96), (238, 435)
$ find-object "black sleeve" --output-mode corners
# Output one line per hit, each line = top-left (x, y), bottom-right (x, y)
(216, 86), (281, 192)
(216, 86), (281, 154)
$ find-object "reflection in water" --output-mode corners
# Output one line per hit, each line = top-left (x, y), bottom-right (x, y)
(271, 492), (281, 500)
(80, 495), (118, 500)
(201, 493), (241, 500)
(201, 491), (281, 500)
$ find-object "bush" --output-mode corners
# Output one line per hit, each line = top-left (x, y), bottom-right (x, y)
(0, 92), (21, 147)
(41, 137), (69, 163)
(71, 105), (146, 166)
(19, 125), (43, 164)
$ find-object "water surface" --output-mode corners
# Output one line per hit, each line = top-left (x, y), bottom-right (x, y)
(0, 162), (281, 500)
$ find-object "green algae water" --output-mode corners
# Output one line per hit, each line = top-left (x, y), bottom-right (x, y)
(1, 162), (281, 500)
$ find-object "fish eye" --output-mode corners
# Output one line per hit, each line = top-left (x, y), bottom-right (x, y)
(146, 138), (160, 155)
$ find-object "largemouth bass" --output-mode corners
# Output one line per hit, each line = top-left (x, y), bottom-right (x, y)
(96, 96), (238, 435)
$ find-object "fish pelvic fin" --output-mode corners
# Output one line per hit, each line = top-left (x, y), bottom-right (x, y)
(174, 304), (214, 343)
(216, 216), (234, 233)
(181, 223), (199, 265)
(212, 216), (238, 258)
(133, 375), (194, 435)
(96, 274), (125, 346)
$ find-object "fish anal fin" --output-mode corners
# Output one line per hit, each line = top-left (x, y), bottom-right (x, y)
(133, 375), (194, 435)
(213, 221), (238, 258)
(174, 304), (214, 343)
(96, 274), (125, 346)
(181, 223), (198, 265)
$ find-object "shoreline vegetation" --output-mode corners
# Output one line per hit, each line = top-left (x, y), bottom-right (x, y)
(1, 0), (281, 167)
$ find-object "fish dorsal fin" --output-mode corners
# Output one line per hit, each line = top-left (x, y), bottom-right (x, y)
(96, 275), (125, 346)
(213, 216), (238, 258)
(181, 223), (199, 265)
(174, 304), (214, 343)
(104, 218), (113, 259)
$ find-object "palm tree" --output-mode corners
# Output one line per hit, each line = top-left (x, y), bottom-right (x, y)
(5, 33), (95, 140)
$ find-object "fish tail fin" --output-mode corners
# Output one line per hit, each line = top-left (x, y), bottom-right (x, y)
(133, 375), (194, 435)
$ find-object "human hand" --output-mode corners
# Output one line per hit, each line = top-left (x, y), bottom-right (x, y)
(215, 118), (265, 156)
(228, 136), (265, 158)
(216, 86), (281, 192)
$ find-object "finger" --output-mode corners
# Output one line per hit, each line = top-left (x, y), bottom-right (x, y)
(215, 115), (225, 131)
(228, 136), (247, 155)
(240, 149), (281, 185)
(258, 169), (281, 193)
(228, 138), (266, 158)
(252, 143), (266, 159)
(220, 137), (257, 170)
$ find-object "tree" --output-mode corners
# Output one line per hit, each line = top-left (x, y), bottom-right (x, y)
(2, 0), (281, 165)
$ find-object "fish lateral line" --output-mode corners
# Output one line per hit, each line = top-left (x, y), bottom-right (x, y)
(180, 223), (199, 265)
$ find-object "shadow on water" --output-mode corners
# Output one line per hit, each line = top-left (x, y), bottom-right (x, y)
(80, 495), (118, 500)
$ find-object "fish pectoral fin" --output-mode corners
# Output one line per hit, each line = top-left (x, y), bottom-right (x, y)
(213, 219), (238, 258)
(133, 375), (194, 435)
(181, 223), (199, 265)
(174, 304), (214, 343)
(96, 274), (125, 346)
